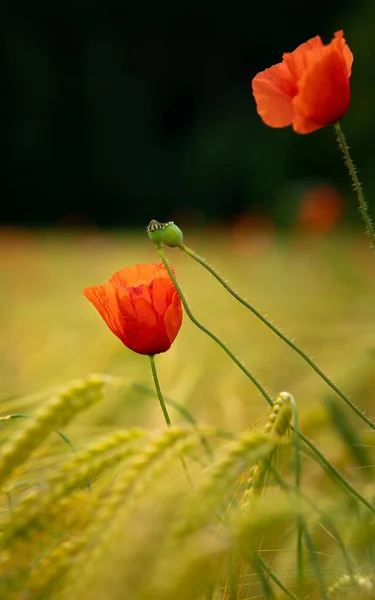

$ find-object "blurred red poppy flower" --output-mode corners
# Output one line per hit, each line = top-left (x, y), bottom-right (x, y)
(297, 184), (344, 233)
(252, 31), (353, 134)
(83, 263), (183, 355)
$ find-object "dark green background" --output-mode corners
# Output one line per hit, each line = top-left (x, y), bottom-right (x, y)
(4, 0), (375, 226)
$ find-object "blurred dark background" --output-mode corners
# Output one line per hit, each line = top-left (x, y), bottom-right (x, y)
(4, 0), (375, 227)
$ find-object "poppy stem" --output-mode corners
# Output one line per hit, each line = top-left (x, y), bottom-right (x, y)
(177, 242), (375, 432)
(255, 553), (299, 600)
(148, 354), (172, 427)
(157, 244), (375, 514)
(334, 122), (375, 251)
(148, 354), (192, 483)
(156, 245), (274, 407)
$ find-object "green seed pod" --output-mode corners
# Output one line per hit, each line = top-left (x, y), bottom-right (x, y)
(146, 220), (165, 245)
(163, 221), (183, 247)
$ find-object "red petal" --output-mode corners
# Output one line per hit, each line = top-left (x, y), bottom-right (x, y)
(292, 43), (350, 134)
(149, 276), (175, 316)
(333, 30), (353, 77)
(164, 292), (183, 346)
(84, 262), (181, 355)
(282, 35), (323, 81)
(252, 61), (296, 128)
(130, 295), (171, 354)
(83, 284), (125, 340)
(109, 263), (164, 287)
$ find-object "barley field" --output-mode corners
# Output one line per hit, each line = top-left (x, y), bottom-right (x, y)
(0, 227), (374, 599)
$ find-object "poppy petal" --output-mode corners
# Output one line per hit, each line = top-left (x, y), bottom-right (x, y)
(131, 296), (171, 355)
(128, 283), (153, 306)
(292, 47), (351, 134)
(84, 263), (182, 355)
(109, 263), (165, 287)
(282, 35), (323, 81)
(164, 292), (183, 346)
(332, 30), (353, 76)
(252, 30), (352, 134)
(149, 277), (175, 316)
(252, 61), (295, 128)
(84, 284), (130, 342)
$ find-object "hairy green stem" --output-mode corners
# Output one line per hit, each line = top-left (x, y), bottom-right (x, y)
(179, 243), (375, 431)
(158, 245), (375, 514)
(255, 553), (299, 600)
(157, 245), (274, 407)
(266, 462), (356, 578)
(253, 553), (276, 599)
(149, 355), (172, 427)
(148, 354), (191, 482)
(334, 122), (375, 251)
(296, 429), (374, 513)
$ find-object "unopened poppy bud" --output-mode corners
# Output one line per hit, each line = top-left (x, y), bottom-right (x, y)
(146, 220), (165, 245)
(163, 222), (183, 247)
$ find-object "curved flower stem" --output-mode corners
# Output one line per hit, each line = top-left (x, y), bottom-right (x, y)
(255, 553), (299, 600)
(334, 122), (375, 251)
(295, 429), (374, 513)
(178, 242), (375, 431)
(148, 354), (191, 482)
(267, 462), (356, 578)
(157, 245), (375, 514)
(156, 245), (274, 408)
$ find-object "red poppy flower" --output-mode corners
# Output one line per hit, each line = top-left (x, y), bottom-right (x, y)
(252, 31), (353, 134)
(83, 263), (183, 355)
